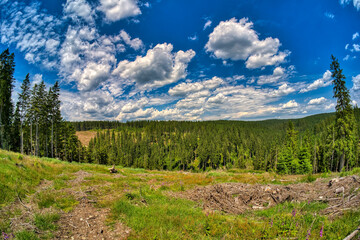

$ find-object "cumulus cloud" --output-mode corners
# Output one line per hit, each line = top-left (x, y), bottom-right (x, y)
(281, 100), (298, 109)
(300, 70), (332, 93)
(257, 67), (287, 85)
(59, 25), (122, 91)
(352, 74), (360, 91)
(113, 43), (195, 90)
(308, 97), (327, 105)
(168, 77), (223, 96)
(205, 18), (290, 69)
(118, 30), (144, 50)
(97, 0), (141, 22)
(63, 0), (95, 24)
(60, 89), (122, 120)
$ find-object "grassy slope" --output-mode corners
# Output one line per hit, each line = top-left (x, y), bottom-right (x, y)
(0, 149), (359, 239)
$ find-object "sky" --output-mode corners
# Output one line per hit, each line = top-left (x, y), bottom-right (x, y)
(0, 0), (360, 122)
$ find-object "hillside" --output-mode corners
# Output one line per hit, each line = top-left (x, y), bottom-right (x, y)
(1, 149), (360, 239)
(72, 111), (357, 173)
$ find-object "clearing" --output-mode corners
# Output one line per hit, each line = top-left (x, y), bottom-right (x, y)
(1, 149), (360, 239)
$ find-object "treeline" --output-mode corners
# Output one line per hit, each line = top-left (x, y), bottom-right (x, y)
(81, 113), (358, 173)
(0, 49), (82, 161)
(80, 56), (359, 173)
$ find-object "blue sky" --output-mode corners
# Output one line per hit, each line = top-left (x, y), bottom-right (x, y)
(1, 0), (360, 121)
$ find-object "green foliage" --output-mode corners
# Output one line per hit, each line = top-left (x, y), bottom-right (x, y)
(330, 55), (356, 172)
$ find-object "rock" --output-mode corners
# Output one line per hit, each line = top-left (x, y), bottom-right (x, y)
(335, 186), (345, 194)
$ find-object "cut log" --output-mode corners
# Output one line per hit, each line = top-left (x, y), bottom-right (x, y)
(343, 225), (360, 240)
(109, 165), (118, 173)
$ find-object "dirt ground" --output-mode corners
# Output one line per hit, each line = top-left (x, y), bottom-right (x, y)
(1, 170), (131, 240)
(75, 131), (97, 146)
(171, 175), (360, 218)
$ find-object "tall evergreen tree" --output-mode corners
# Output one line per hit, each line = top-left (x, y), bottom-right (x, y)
(48, 81), (61, 158)
(17, 74), (31, 154)
(0, 49), (15, 149)
(330, 55), (356, 171)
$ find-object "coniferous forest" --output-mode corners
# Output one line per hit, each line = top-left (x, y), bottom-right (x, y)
(0, 49), (82, 161)
(1, 49), (359, 174)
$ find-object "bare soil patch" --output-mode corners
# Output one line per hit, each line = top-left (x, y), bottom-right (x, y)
(76, 131), (97, 146)
(54, 198), (130, 240)
(54, 170), (131, 239)
(172, 175), (360, 217)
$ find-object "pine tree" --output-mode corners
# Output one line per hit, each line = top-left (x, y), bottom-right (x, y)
(330, 55), (356, 171)
(0, 49), (15, 149)
(17, 74), (31, 154)
(48, 81), (62, 158)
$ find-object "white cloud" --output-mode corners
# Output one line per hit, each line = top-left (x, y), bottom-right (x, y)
(113, 43), (195, 90)
(353, 32), (359, 40)
(60, 89), (122, 120)
(345, 44), (349, 50)
(32, 74), (43, 86)
(188, 34), (198, 41)
(308, 97), (327, 105)
(59, 25), (121, 91)
(207, 93), (227, 104)
(97, 0), (141, 22)
(344, 55), (350, 61)
(205, 18), (290, 69)
(203, 20), (212, 30)
(300, 70), (332, 93)
(324, 12), (335, 19)
(118, 30), (144, 50)
(353, 44), (360, 52)
(340, 0), (360, 10)
(257, 66), (286, 85)
(63, 0), (95, 24)
(168, 77), (223, 96)
(0, 1), (63, 68)
(281, 100), (298, 109)
(352, 74), (360, 91)
(73, 62), (112, 91)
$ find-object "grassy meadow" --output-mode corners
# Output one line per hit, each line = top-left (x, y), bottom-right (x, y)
(0, 149), (359, 239)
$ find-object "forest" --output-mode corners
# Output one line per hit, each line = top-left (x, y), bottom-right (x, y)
(1, 49), (358, 174)
(0, 49), (82, 162)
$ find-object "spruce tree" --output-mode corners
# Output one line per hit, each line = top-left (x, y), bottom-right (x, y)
(330, 55), (356, 171)
(0, 49), (15, 149)
(17, 74), (31, 154)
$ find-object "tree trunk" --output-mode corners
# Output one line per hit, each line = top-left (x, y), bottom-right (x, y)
(36, 122), (39, 156)
(51, 120), (54, 158)
(20, 124), (23, 154)
(30, 122), (33, 155)
(340, 152), (345, 172)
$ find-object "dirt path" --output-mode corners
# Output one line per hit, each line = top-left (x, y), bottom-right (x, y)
(53, 170), (131, 240)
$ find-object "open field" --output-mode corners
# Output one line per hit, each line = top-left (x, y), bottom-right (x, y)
(75, 131), (97, 146)
(1, 149), (360, 239)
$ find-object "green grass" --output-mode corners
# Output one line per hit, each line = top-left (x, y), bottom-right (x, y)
(1, 149), (360, 239)
(34, 213), (60, 231)
(36, 191), (78, 212)
(15, 230), (40, 240)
